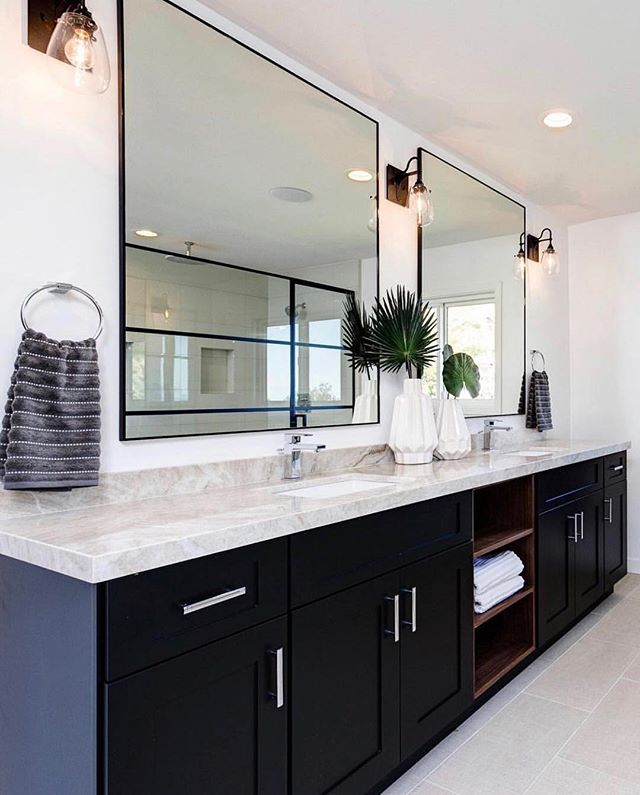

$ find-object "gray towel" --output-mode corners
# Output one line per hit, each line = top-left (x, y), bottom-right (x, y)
(525, 370), (553, 433)
(0, 329), (101, 490)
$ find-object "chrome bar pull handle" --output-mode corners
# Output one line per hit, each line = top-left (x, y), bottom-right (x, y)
(180, 586), (247, 616)
(268, 647), (284, 709)
(611, 464), (624, 472)
(567, 514), (579, 543)
(605, 497), (614, 524)
(580, 511), (585, 541)
(384, 594), (400, 642)
(401, 587), (417, 633)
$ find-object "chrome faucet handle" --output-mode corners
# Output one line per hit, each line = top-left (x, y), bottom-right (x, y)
(283, 431), (313, 446)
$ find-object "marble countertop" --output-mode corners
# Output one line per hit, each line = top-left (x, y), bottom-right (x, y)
(0, 439), (629, 583)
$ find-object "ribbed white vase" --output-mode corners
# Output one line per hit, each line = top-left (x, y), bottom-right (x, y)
(389, 378), (438, 464)
(352, 378), (377, 424)
(435, 399), (471, 460)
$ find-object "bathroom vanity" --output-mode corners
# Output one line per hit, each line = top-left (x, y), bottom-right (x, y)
(0, 441), (628, 795)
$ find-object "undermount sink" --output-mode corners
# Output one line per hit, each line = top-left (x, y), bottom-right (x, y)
(505, 447), (566, 457)
(277, 478), (398, 500)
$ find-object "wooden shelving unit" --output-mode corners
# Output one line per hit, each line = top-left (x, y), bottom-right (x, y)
(473, 476), (536, 697)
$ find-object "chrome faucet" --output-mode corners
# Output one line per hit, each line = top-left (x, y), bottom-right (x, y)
(279, 432), (326, 480)
(482, 419), (513, 451)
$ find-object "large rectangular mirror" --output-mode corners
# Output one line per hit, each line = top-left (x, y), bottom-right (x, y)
(418, 149), (525, 416)
(120, 0), (379, 439)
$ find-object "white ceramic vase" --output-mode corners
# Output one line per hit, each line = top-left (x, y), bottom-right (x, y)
(436, 399), (471, 460)
(352, 378), (377, 424)
(389, 378), (438, 464)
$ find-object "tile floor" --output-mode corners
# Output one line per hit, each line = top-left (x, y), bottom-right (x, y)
(383, 574), (640, 795)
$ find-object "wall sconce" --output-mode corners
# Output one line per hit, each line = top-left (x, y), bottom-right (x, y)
(527, 228), (559, 276)
(27, 1), (110, 94)
(386, 155), (434, 227)
(513, 232), (527, 281)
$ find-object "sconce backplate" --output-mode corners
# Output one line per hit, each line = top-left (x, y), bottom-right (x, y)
(27, 0), (67, 53)
(386, 164), (410, 208)
(526, 233), (541, 262)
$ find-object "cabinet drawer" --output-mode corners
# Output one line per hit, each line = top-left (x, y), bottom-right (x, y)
(104, 538), (287, 680)
(537, 458), (603, 514)
(605, 451), (626, 484)
(290, 492), (472, 607)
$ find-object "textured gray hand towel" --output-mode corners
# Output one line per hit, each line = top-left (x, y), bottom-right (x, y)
(0, 329), (101, 490)
(525, 369), (553, 433)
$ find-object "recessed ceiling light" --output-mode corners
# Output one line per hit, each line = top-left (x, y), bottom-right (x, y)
(134, 228), (159, 238)
(270, 187), (313, 203)
(542, 110), (573, 129)
(347, 169), (373, 182)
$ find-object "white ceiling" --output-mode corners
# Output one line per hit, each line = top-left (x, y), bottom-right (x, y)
(202, 0), (640, 224)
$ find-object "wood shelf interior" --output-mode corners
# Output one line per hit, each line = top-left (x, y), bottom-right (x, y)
(473, 476), (536, 697)
(474, 592), (535, 697)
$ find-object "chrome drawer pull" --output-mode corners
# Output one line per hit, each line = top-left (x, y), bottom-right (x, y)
(268, 647), (285, 709)
(567, 514), (579, 543)
(180, 586), (247, 616)
(610, 464), (624, 472)
(401, 586), (417, 633)
(384, 594), (400, 642)
(579, 511), (585, 540)
(605, 497), (614, 524)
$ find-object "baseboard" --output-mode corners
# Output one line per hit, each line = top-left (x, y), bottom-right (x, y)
(628, 558), (640, 574)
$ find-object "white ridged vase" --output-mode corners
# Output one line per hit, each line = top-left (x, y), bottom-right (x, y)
(389, 378), (438, 464)
(352, 378), (377, 424)
(435, 399), (471, 460)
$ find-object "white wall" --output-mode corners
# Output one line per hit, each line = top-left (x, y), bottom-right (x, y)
(1, 0), (569, 471)
(569, 212), (640, 570)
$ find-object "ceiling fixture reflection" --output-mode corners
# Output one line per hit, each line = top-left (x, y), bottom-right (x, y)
(270, 187), (313, 203)
(526, 228), (560, 276)
(367, 195), (378, 233)
(164, 241), (195, 263)
(386, 154), (434, 228)
(43, 1), (111, 94)
(542, 110), (573, 128)
(134, 228), (159, 238)
(347, 169), (373, 182)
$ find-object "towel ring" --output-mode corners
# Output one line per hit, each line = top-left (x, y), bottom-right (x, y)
(20, 283), (104, 340)
(530, 349), (546, 371)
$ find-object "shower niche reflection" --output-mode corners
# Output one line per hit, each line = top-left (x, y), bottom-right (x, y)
(120, 0), (378, 438)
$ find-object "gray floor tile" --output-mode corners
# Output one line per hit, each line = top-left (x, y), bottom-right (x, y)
(526, 757), (640, 794)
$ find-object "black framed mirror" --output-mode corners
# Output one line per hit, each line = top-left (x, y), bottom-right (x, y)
(418, 148), (526, 417)
(119, 0), (379, 439)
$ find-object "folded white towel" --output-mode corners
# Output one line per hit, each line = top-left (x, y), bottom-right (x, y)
(474, 550), (524, 592)
(474, 575), (525, 613)
(475, 565), (525, 596)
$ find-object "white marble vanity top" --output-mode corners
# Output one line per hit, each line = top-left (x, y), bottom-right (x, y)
(0, 439), (629, 583)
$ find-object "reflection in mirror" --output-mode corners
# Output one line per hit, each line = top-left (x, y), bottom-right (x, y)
(121, 0), (378, 439)
(419, 150), (525, 417)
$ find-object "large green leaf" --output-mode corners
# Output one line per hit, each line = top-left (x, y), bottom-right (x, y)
(341, 294), (378, 377)
(442, 352), (481, 398)
(370, 286), (439, 378)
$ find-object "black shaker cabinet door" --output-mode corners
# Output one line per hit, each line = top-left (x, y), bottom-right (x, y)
(537, 505), (575, 647)
(574, 491), (605, 617)
(604, 480), (627, 591)
(399, 543), (473, 760)
(105, 617), (287, 795)
(290, 572), (401, 795)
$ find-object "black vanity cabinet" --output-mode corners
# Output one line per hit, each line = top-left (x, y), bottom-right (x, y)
(604, 453), (628, 590)
(289, 495), (473, 795)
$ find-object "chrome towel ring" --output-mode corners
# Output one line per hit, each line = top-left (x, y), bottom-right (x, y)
(20, 283), (104, 340)
(530, 349), (546, 371)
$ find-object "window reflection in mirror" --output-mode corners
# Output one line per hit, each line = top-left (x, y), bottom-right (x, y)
(121, 0), (378, 439)
(419, 150), (525, 417)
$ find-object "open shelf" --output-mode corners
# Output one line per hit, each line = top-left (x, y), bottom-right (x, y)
(474, 591), (535, 697)
(473, 475), (535, 557)
(474, 586), (533, 628)
(474, 526), (533, 558)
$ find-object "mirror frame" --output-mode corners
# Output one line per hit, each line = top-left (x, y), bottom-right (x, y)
(417, 147), (527, 418)
(117, 0), (380, 440)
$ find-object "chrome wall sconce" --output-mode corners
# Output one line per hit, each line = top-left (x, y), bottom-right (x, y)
(386, 155), (434, 227)
(527, 227), (559, 275)
(27, 1), (110, 94)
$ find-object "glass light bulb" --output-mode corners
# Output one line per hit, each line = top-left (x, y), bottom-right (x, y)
(46, 10), (110, 95)
(513, 252), (526, 281)
(64, 28), (95, 70)
(409, 180), (434, 227)
(541, 245), (559, 276)
(367, 195), (378, 233)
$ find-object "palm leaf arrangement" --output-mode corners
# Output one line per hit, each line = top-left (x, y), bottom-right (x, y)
(370, 286), (439, 378)
(341, 294), (378, 378)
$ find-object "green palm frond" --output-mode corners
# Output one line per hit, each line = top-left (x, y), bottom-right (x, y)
(342, 294), (378, 377)
(371, 286), (439, 378)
